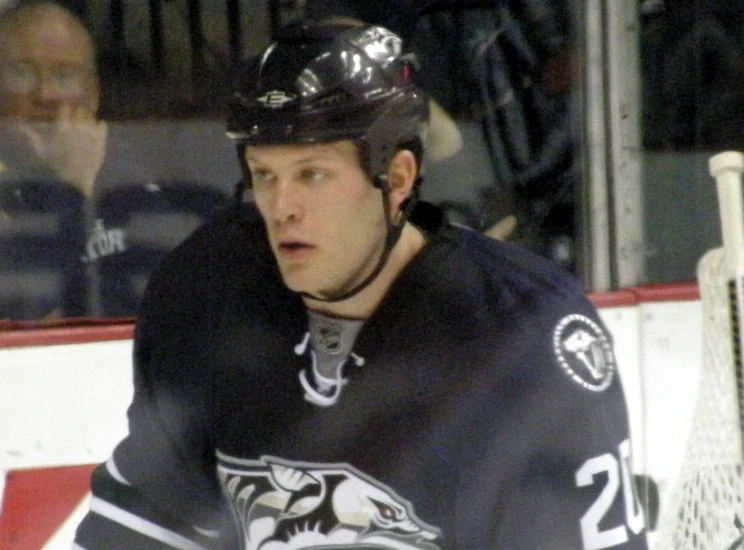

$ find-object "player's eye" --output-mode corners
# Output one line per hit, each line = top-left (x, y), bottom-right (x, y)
(300, 168), (325, 182)
(251, 168), (275, 184)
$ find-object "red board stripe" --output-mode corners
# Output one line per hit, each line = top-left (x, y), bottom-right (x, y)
(632, 282), (701, 303)
(588, 283), (701, 308)
(0, 464), (96, 549)
(588, 289), (638, 309)
(0, 324), (134, 349)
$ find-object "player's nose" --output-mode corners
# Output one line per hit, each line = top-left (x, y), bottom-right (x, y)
(271, 179), (304, 223)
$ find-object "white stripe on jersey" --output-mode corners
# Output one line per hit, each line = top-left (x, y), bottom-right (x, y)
(193, 526), (220, 538)
(90, 496), (208, 550)
(105, 457), (131, 486)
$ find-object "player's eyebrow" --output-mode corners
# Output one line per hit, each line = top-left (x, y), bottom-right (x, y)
(246, 151), (343, 167)
(245, 141), (356, 166)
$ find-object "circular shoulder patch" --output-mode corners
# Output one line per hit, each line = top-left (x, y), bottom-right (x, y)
(552, 314), (616, 392)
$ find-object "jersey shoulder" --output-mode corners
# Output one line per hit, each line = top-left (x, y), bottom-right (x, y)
(448, 226), (621, 392)
(143, 201), (276, 298)
(134, 201), (290, 349)
(451, 225), (593, 316)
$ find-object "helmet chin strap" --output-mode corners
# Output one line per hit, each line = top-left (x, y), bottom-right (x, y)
(299, 175), (418, 304)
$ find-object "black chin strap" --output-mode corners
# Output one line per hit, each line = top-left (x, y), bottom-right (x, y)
(300, 175), (419, 303)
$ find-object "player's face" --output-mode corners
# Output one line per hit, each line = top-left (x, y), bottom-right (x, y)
(0, 12), (99, 121)
(247, 141), (388, 300)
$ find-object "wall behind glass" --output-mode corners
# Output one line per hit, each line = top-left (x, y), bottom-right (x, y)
(640, 0), (744, 283)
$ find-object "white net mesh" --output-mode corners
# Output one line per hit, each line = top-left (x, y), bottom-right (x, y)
(654, 248), (744, 550)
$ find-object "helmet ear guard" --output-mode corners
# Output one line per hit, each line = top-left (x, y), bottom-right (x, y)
(357, 89), (429, 189)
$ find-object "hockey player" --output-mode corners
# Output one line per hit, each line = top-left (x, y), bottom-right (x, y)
(74, 21), (648, 549)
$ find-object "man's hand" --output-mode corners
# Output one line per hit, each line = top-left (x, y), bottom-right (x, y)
(16, 103), (107, 196)
(484, 214), (517, 241)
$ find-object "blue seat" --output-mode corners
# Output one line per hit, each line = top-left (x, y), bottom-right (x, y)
(95, 181), (230, 317)
(0, 181), (86, 320)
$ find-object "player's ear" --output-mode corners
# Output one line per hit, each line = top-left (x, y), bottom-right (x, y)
(386, 149), (417, 216)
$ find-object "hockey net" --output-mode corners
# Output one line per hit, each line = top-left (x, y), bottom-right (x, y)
(653, 249), (744, 549)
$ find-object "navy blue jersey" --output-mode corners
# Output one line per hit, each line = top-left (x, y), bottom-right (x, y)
(74, 201), (648, 549)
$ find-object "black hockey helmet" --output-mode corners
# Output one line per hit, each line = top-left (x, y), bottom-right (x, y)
(226, 21), (430, 189)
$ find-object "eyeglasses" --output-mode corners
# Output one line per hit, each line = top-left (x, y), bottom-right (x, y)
(0, 62), (95, 97)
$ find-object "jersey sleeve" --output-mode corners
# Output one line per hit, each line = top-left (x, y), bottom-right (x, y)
(443, 225), (649, 549)
(73, 214), (243, 549)
(492, 296), (648, 550)
(73, 457), (229, 549)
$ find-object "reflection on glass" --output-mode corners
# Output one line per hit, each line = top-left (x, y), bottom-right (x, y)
(0, 2), (236, 323)
(0, 0), (583, 325)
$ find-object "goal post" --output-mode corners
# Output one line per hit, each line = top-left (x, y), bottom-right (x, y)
(653, 151), (744, 550)
(710, 152), (744, 461)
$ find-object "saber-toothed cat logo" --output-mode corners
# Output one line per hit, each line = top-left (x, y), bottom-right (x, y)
(217, 454), (442, 549)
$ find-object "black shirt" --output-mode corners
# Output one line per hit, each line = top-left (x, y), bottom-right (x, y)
(74, 201), (648, 549)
